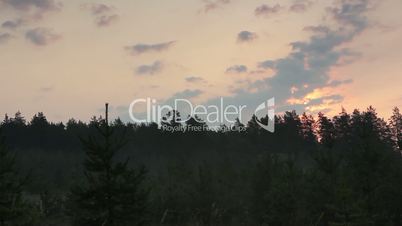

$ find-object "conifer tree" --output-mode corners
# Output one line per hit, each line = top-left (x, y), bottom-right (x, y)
(13, 111), (26, 126)
(252, 155), (305, 226)
(316, 112), (335, 148)
(346, 107), (395, 223)
(0, 130), (29, 226)
(246, 114), (260, 134)
(300, 112), (316, 144)
(333, 108), (351, 140)
(68, 104), (148, 226)
(390, 107), (402, 152)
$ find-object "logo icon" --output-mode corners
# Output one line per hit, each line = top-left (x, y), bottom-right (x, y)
(254, 98), (275, 132)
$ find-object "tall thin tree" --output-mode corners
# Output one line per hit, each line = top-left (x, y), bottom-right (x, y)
(68, 103), (148, 226)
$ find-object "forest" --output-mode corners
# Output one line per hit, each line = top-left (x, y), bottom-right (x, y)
(1, 106), (402, 226)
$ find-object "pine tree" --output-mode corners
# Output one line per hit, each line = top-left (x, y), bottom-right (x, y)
(333, 108), (351, 141)
(309, 119), (339, 225)
(300, 112), (316, 144)
(2, 114), (10, 125)
(281, 111), (303, 155)
(246, 114), (260, 135)
(30, 112), (48, 128)
(0, 130), (29, 226)
(68, 104), (149, 226)
(316, 112), (335, 148)
(192, 163), (218, 226)
(252, 155), (305, 226)
(345, 107), (396, 224)
(390, 107), (402, 153)
(13, 111), (26, 126)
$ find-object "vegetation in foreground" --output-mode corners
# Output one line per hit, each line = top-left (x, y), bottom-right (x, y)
(0, 106), (402, 226)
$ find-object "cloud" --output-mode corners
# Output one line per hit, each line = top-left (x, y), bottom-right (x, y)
(2, 18), (24, 29)
(25, 27), (61, 46)
(257, 60), (275, 69)
(83, 3), (119, 27)
(136, 61), (163, 75)
(294, 95), (345, 114)
(96, 14), (118, 27)
(327, 79), (353, 87)
(237, 31), (257, 42)
(185, 76), (206, 83)
(303, 25), (331, 34)
(125, 41), (176, 55)
(226, 65), (248, 73)
(201, 0), (230, 13)
(204, 0), (373, 119)
(289, 3), (307, 13)
(289, 2), (312, 13)
(255, 4), (281, 17)
(309, 95), (344, 105)
(0, 0), (62, 20)
(0, 0), (61, 11)
(0, 32), (13, 44)
(86, 3), (113, 15)
(328, 0), (370, 32)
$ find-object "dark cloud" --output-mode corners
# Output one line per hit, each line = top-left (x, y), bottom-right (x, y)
(303, 25), (331, 34)
(0, 32), (13, 44)
(328, 0), (370, 32)
(83, 3), (118, 27)
(237, 31), (257, 42)
(201, 0), (230, 13)
(255, 4), (281, 17)
(87, 3), (113, 15)
(204, 0), (373, 119)
(125, 41), (176, 55)
(185, 76), (206, 83)
(257, 60), (275, 69)
(289, 3), (307, 13)
(0, 0), (61, 11)
(0, 0), (62, 20)
(25, 27), (61, 46)
(2, 18), (24, 29)
(226, 65), (248, 74)
(136, 61), (163, 75)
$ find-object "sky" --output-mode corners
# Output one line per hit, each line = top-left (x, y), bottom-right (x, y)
(0, 0), (401, 123)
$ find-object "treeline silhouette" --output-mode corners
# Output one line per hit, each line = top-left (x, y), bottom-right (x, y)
(1, 106), (402, 226)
